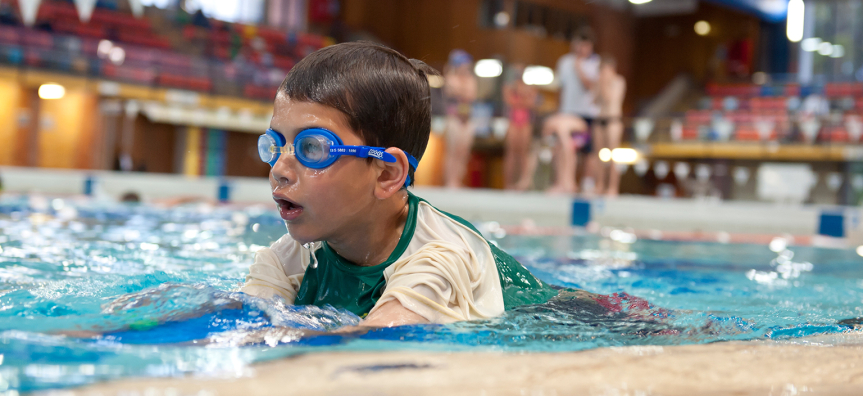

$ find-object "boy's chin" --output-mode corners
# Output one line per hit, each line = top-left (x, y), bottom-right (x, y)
(286, 224), (321, 244)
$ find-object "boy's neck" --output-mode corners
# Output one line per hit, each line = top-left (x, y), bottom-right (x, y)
(325, 190), (411, 267)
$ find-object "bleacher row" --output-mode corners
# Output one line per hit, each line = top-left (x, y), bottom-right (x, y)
(682, 83), (863, 143)
(0, 1), (329, 100)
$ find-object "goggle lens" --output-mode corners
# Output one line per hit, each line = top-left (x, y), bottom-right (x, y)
(296, 135), (331, 165)
(257, 134), (277, 163)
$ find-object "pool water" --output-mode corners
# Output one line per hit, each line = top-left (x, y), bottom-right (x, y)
(1, 194), (861, 392)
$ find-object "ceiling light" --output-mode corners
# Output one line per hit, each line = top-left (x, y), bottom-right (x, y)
(786, 0), (804, 42)
(694, 21), (710, 36)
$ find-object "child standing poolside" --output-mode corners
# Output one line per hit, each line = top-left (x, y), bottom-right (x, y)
(441, 49), (478, 189)
(594, 55), (626, 196)
(241, 42), (558, 327)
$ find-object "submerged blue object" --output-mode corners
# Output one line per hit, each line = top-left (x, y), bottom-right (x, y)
(258, 128), (419, 187)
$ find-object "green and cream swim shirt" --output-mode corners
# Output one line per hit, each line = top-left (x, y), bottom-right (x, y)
(242, 192), (557, 323)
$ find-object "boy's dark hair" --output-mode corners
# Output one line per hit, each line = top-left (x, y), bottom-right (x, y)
(279, 41), (440, 186)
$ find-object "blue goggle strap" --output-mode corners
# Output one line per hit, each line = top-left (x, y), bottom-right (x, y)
(404, 152), (418, 187)
(330, 145), (419, 187)
(329, 145), (397, 163)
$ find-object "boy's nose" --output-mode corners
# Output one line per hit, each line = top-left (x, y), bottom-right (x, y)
(270, 153), (299, 188)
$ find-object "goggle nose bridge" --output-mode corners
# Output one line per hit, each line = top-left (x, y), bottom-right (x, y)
(269, 145), (295, 155)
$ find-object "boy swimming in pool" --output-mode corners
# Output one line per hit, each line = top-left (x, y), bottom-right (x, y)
(240, 42), (559, 327)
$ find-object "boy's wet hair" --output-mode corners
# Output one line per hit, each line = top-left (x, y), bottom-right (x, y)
(279, 41), (441, 186)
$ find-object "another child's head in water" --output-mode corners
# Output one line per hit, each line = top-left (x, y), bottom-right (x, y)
(267, 42), (439, 249)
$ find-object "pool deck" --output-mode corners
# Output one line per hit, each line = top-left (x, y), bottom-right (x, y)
(58, 332), (863, 396)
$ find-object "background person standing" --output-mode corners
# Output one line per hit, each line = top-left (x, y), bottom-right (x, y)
(594, 55), (627, 196)
(442, 49), (479, 189)
(543, 27), (600, 193)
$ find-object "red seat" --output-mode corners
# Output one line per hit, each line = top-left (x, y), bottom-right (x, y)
(158, 73), (211, 91)
(243, 84), (277, 100)
(0, 26), (19, 45)
(22, 30), (53, 48)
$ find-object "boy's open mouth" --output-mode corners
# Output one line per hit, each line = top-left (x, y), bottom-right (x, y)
(274, 196), (304, 221)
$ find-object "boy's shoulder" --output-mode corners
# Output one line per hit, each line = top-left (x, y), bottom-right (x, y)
(408, 193), (558, 309)
(408, 194), (488, 250)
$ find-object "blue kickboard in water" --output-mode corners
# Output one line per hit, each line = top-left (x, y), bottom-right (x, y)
(104, 308), (264, 344)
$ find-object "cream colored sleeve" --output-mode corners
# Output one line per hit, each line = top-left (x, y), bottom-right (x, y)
(371, 241), (504, 324)
(240, 235), (309, 304)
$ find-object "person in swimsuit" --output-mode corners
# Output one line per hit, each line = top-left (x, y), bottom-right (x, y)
(442, 49), (479, 189)
(544, 27), (600, 194)
(593, 55), (627, 196)
(503, 65), (539, 190)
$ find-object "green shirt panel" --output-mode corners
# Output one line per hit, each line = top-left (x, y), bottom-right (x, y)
(294, 193), (557, 317)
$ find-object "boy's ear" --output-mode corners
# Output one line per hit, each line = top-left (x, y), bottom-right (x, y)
(374, 147), (410, 199)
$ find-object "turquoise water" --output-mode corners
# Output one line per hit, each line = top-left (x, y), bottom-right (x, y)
(1, 194), (861, 392)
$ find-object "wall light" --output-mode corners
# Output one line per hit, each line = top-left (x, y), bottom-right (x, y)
(801, 37), (821, 52)
(474, 59), (503, 78)
(611, 148), (639, 164)
(629, 0), (652, 4)
(97, 39), (113, 58)
(694, 21), (710, 36)
(494, 11), (510, 27)
(817, 41), (834, 56)
(38, 83), (66, 100)
(786, 0), (804, 42)
(109, 47), (125, 65)
(830, 44), (845, 58)
(598, 148), (612, 162)
(522, 65), (554, 85)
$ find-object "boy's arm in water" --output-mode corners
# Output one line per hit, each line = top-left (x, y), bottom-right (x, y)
(189, 300), (428, 347)
(354, 300), (429, 328)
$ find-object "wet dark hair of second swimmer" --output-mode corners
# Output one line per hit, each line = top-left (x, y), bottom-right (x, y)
(278, 41), (441, 187)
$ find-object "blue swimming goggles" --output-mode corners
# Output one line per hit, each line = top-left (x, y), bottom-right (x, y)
(258, 128), (419, 187)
